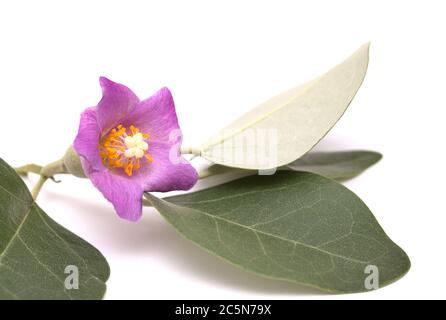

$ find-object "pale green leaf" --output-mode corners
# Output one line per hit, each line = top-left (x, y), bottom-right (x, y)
(147, 171), (410, 293)
(200, 44), (370, 170)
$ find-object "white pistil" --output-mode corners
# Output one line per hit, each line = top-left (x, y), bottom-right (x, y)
(124, 134), (148, 159)
(137, 141), (148, 150)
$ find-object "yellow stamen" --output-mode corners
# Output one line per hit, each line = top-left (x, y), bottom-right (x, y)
(99, 124), (153, 176)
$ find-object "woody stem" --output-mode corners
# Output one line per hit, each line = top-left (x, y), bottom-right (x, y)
(180, 146), (201, 156)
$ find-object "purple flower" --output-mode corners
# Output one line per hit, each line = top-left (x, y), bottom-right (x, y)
(73, 77), (198, 221)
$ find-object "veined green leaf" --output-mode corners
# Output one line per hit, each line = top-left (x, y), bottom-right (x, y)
(201, 151), (382, 181)
(0, 158), (109, 299)
(285, 150), (382, 181)
(147, 171), (409, 293)
(200, 44), (370, 170)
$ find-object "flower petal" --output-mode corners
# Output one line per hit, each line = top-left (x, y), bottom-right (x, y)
(136, 141), (198, 192)
(74, 81), (197, 221)
(123, 87), (179, 143)
(73, 106), (104, 172)
(97, 77), (140, 133)
(89, 170), (143, 221)
(123, 87), (198, 191)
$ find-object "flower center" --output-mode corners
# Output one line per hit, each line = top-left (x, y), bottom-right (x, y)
(99, 124), (153, 176)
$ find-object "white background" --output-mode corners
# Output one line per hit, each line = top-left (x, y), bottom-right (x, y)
(1, 0), (445, 299)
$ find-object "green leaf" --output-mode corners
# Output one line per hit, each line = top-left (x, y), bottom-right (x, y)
(147, 171), (409, 293)
(199, 44), (370, 170)
(286, 150), (382, 181)
(0, 158), (109, 299)
(201, 150), (382, 181)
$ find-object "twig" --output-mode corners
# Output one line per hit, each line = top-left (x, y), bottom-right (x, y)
(31, 175), (48, 200)
(14, 164), (43, 176)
